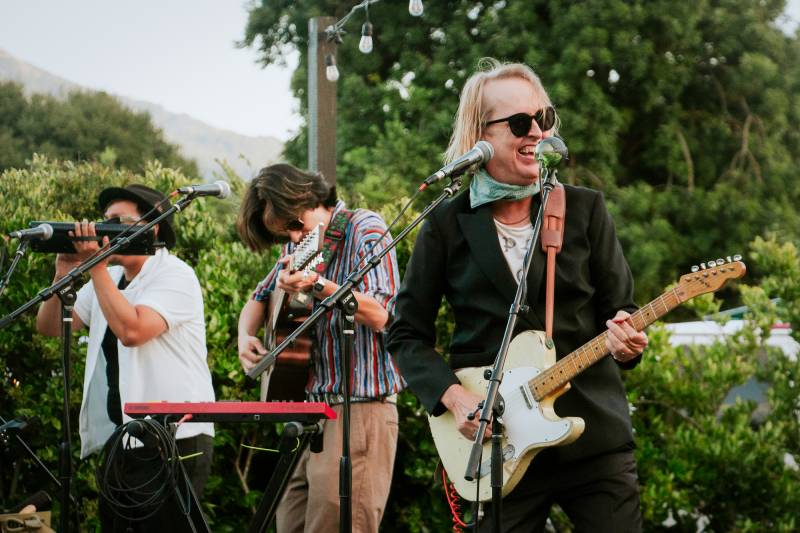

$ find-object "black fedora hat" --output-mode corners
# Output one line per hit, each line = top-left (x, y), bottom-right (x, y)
(98, 184), (176, 248)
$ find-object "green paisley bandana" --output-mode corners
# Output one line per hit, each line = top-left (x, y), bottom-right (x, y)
(469, 168), (540, 209)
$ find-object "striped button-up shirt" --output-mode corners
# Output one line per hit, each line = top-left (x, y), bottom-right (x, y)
(253, 201), (405, 400)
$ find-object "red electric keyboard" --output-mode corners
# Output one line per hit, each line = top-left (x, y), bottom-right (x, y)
(124, 401), (336, 423)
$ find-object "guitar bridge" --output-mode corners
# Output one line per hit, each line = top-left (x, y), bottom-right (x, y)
(477, 444), (515, 478)
(520, 385), (535, 409)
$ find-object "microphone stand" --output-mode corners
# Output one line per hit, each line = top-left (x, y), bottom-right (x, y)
(0, 239), (30, 300)
(464, 164), (561, 532)
(248, 177), (464, 533)
(0, 193), (198, 533)
(0, 415), (80, 508)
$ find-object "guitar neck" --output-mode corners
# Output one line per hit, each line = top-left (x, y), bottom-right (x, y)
(529, 288), (682, 401)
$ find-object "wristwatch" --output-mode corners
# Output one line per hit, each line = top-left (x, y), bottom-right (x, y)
(312, 275), (327, 296)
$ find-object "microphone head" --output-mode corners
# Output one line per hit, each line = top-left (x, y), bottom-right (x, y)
(535, 136), (568, 169)
(475, 140), (494, 164)
(39, 223), (54, 241)
(214, 180), (232, 199)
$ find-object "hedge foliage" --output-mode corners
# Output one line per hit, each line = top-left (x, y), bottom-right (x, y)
(2, 158), (800, 531)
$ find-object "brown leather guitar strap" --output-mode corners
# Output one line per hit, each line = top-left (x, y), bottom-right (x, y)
(540, 184), (566, 341)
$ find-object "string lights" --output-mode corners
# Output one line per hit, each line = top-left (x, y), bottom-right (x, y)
(408, 0), (424, 16)
(325, 53), (340, 82)
(323, 0), (425, 81)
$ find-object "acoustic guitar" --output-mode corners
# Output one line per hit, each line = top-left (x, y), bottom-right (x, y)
(429, 256), (746, 501)
(260, 225), (323, 401)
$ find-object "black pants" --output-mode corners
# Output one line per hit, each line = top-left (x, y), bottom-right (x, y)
(99, 434), (214, 532)
(478, 449), (642, 533)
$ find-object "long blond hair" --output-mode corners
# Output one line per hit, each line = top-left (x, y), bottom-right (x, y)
(444, 58), (558, 164)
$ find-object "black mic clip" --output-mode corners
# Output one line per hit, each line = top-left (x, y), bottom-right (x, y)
(0, 417), (31, 446)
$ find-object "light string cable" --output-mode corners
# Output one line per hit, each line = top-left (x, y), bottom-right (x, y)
(322, 0), (424, 79)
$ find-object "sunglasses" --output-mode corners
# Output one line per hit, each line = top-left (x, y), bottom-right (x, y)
(101, 215), (144, 225)
(284, 218), (305, 232)
(484, 106), (556, 137)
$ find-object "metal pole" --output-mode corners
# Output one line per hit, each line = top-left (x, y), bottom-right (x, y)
(308, 16), (337, 185)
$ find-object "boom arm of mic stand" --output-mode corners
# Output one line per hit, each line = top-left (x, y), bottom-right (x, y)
(0, 240), (30, 299)
(247, 178), (464, 380)
(0, 196), (195, 330)
(464, 167), (559, 481)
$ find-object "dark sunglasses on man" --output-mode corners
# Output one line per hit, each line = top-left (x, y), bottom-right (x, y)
(485, 106), (556, 137)
(101, 215), (144, 225)
(284, 218), (305, 232)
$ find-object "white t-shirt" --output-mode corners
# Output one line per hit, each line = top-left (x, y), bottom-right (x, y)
(494, 218), (534, 283)
(74, 248), (215, 458)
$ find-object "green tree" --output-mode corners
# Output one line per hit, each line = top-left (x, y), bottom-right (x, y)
(0, 157), (267, 530)
(241, 1), (800, 529)
(628, 241), (800, 532)
(241, 0), (800, 300)
(0, 82), (198, 176)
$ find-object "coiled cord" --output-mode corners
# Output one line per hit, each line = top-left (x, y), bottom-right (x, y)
(95, 418), (191, 522)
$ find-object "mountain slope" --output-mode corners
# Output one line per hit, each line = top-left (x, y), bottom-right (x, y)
(0, 48), (284, 179)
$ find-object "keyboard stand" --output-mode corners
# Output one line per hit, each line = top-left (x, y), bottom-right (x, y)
(179, 460), (212, 533)
(248, 421), (323, 533)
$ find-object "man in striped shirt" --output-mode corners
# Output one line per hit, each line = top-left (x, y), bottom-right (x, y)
(236, 164), (404, 533)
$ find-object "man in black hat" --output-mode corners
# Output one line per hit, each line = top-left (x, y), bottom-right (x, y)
(36, 184), (216, 522)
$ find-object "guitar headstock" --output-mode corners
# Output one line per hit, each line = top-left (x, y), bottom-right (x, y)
(292, 224), (323, 270)
(674, 254), (746, 302)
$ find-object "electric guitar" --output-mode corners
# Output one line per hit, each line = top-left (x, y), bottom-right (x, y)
(260, 225), (324, 401)
(429, 257), (746, 501)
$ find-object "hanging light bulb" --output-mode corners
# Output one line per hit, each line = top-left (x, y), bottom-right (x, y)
(408, 0), (424, 16)
(359, 22), (374, 54)
(325, 53), (340, 82)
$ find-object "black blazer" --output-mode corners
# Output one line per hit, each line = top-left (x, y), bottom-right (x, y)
(388, 185), (640, 462)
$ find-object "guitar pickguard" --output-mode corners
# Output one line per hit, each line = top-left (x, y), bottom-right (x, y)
(428, 330), (585, 502)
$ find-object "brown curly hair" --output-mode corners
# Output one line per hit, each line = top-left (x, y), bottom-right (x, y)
(236, 163), (336, 251)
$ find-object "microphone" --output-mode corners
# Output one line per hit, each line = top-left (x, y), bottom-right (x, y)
(13, 490), (52, 513)
(422, 141), (494, 188)
(535, 135), (568, 169)
(8, 223), (53, 241)
(177, 180), (231, 199)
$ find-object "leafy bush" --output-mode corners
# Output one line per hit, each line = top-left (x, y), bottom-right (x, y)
(3, 158), (800, 531)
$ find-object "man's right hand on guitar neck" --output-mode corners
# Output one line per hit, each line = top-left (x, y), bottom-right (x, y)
(441, 384), (492, 441)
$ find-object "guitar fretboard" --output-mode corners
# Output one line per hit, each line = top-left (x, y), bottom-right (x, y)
(528, 288), (681, 401)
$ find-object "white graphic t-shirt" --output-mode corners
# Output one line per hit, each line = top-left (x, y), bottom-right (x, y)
(494, 218), (534, 282)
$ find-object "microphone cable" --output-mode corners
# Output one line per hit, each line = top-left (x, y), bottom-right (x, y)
(351, 187), (423, 275)
(95, 418), (191, 522)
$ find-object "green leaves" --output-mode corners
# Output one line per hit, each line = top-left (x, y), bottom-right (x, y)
(0, 157), (265, 529)
(0, 82), (198, 177)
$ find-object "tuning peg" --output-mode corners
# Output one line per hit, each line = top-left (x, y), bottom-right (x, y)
(708, 260), (717, 267)
(733, 254), (742, 261)
(691, 265), (699, 273)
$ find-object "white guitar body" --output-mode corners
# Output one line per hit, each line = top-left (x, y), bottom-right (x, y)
(428, 330), (585, 502)
(428, 258), (747, 502)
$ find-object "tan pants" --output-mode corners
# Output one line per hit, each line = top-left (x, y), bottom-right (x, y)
(276, 401), (398, 533)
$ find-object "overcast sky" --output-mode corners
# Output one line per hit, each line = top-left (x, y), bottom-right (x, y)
(0, 0), (300, 140)
(0, 1), (798, 142)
